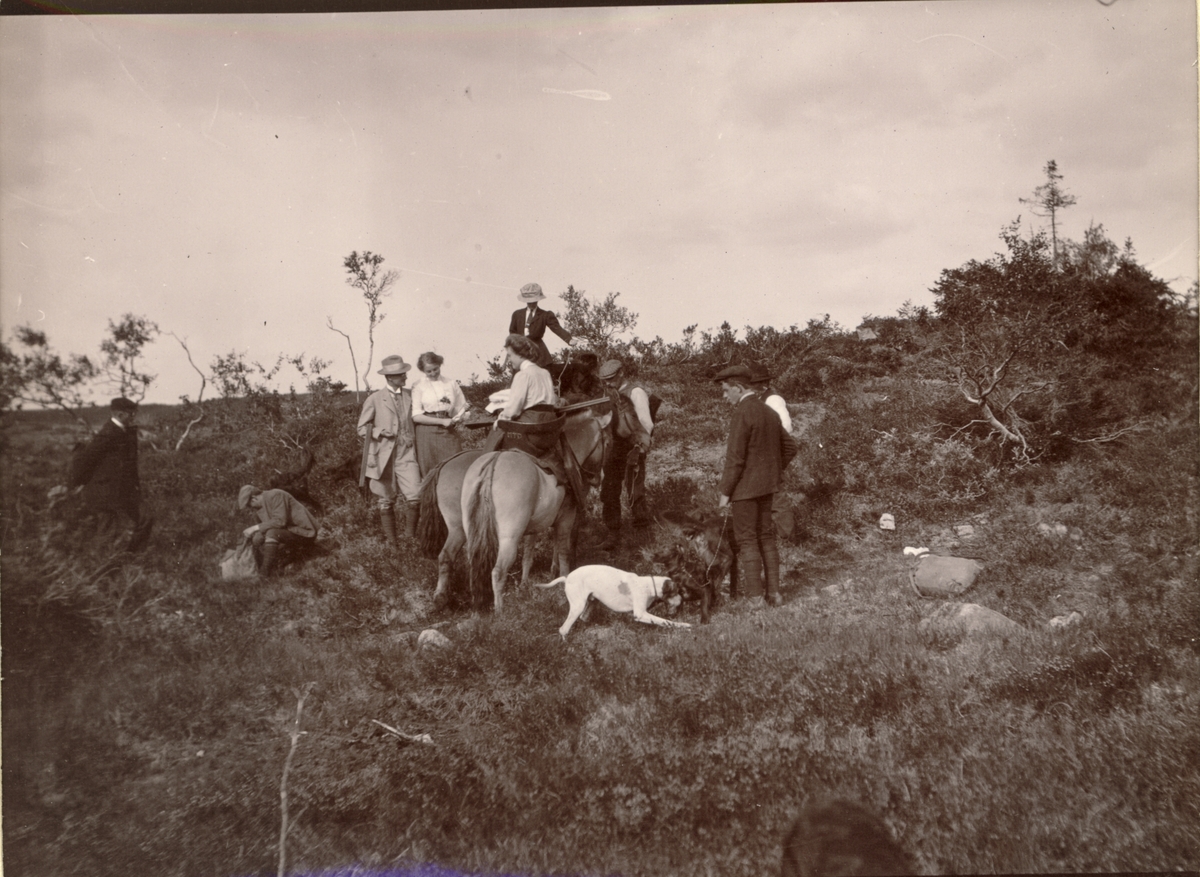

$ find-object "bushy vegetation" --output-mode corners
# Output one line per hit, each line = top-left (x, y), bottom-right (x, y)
(3, 191), (1198, 876)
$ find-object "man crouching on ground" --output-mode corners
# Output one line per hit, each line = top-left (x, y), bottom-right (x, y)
(714, 365), (798, 606)
(237, 484), (319, 577)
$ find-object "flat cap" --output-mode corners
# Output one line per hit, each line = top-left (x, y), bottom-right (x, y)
(748, 363), (771, 384)
(237, 484), (259, 510)
(111, 397), (138, 412)
(712, 365), (754, 383)
(598, 359), (624, 380)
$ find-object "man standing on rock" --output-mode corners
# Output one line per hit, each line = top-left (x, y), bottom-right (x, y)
(357, 354), (421, 546)
(58, 396), (154, 552)
(715, 365), (798, 606)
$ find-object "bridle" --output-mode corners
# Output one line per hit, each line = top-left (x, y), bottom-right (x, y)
(565, 409), (609, 484)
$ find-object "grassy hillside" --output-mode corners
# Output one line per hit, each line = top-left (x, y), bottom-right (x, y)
(3, 351), (1198, 876)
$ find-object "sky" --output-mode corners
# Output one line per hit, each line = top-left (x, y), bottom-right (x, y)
(1, 1), (1196, 405)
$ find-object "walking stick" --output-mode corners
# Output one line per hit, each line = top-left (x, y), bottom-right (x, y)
(358, 433), (371, 488)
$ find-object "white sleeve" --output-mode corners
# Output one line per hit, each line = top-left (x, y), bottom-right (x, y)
(766, 395), (792, 433)
(629, 387), (654, 434)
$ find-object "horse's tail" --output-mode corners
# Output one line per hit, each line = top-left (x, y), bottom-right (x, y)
(535, 576), (568, 590)
(416, 464), (448, 559)
(465, 453), (501, 607)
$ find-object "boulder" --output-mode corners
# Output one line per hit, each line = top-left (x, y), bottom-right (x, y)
(909, 555), (983, 598)
(919, 602), (1023, 638)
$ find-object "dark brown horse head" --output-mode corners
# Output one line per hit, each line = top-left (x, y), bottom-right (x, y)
(563, 402), (612, 488)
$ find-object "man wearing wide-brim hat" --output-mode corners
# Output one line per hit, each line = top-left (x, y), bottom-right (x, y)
(356, 355), (421, 547)
(56, 396), (154, 552)
(508, 282), (575, 369)
(714, 365), (799, 607)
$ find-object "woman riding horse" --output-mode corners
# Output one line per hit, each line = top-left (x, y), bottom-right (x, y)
(483, 334), (560, 456)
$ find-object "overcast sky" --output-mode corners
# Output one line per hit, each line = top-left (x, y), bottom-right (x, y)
(1, 1), (1196, 404)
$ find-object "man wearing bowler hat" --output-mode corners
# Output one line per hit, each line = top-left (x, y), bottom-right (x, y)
(58, 396), (154, 552)
(714, 365), (798, 606)
(357, 355), (421, 546)
(508, 282), (575, 368)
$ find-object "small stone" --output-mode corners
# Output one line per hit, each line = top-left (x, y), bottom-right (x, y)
(1048, 611), (1084, 630)
(879, 513), (895, 531)
(821, 583), (843, 597)
(417, 629), (452, 649)
(954, 524), (975, 538)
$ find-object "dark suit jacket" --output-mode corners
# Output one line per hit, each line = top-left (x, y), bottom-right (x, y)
(509, 306), (571, 367)
(68, 419), (141, 514)
(719, 392), (799, 501)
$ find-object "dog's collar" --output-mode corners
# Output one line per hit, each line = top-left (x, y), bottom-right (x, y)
(651, 575), (664, 598)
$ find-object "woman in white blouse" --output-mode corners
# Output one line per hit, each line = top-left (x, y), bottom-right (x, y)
(411, 352), (468, 476)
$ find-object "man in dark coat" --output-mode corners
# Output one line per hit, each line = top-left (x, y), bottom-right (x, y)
(715, 366), (798, 606)
(64, 396), (153, 551)
(508, 282), (574, 368)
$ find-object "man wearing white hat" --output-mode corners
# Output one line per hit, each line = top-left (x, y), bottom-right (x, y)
(357, 355), (421, 546)
(508, 282), (574, 368)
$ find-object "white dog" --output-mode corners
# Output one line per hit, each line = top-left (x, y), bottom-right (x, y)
(536, 564), (691, 639)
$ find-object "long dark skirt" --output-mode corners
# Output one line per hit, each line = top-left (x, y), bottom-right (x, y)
(415, 423), (463, 477)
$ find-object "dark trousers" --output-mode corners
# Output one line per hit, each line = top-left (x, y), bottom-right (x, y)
(601, 437), (648, 529)
(730, 494), (781, 599)
(89, 503), (153, 553)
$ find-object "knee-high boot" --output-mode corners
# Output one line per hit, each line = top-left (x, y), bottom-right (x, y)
(762, 540), (783, 606)
(379, 507), (399, 547)
(738, 552), (764, 599)
(404, 500), (421, 540)
(258, 542), (280, 578)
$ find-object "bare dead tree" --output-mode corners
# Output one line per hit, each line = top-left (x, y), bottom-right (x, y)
(168, 332), (206, 451)
(325, 317), (360, 402)
(278, 682), (314, 877)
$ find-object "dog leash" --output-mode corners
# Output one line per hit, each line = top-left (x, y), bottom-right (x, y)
(702, 513), (732, 580)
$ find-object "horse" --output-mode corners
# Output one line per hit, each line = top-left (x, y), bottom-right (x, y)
(417, 449), (485, 608)
(417, 402), (610, 611)
(461, 405), (610, 612)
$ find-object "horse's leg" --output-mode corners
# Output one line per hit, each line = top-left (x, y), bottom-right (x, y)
(433, 524), (465, 608)
(520, 533), (538, 589)
(491, 534), (522, 614)
(554, 500), (578, 579)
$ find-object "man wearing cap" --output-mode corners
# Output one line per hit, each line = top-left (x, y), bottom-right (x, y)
(749, 363), (793, 434)
(59, 396), (153, 551)
(749, 363), (796, 541)
(598, 358), (654, 548)
(508, 282), (574, 368)
(357, 355), (421, 546)
(715, 365), (799, 606)
(237, 485), (319, 577)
